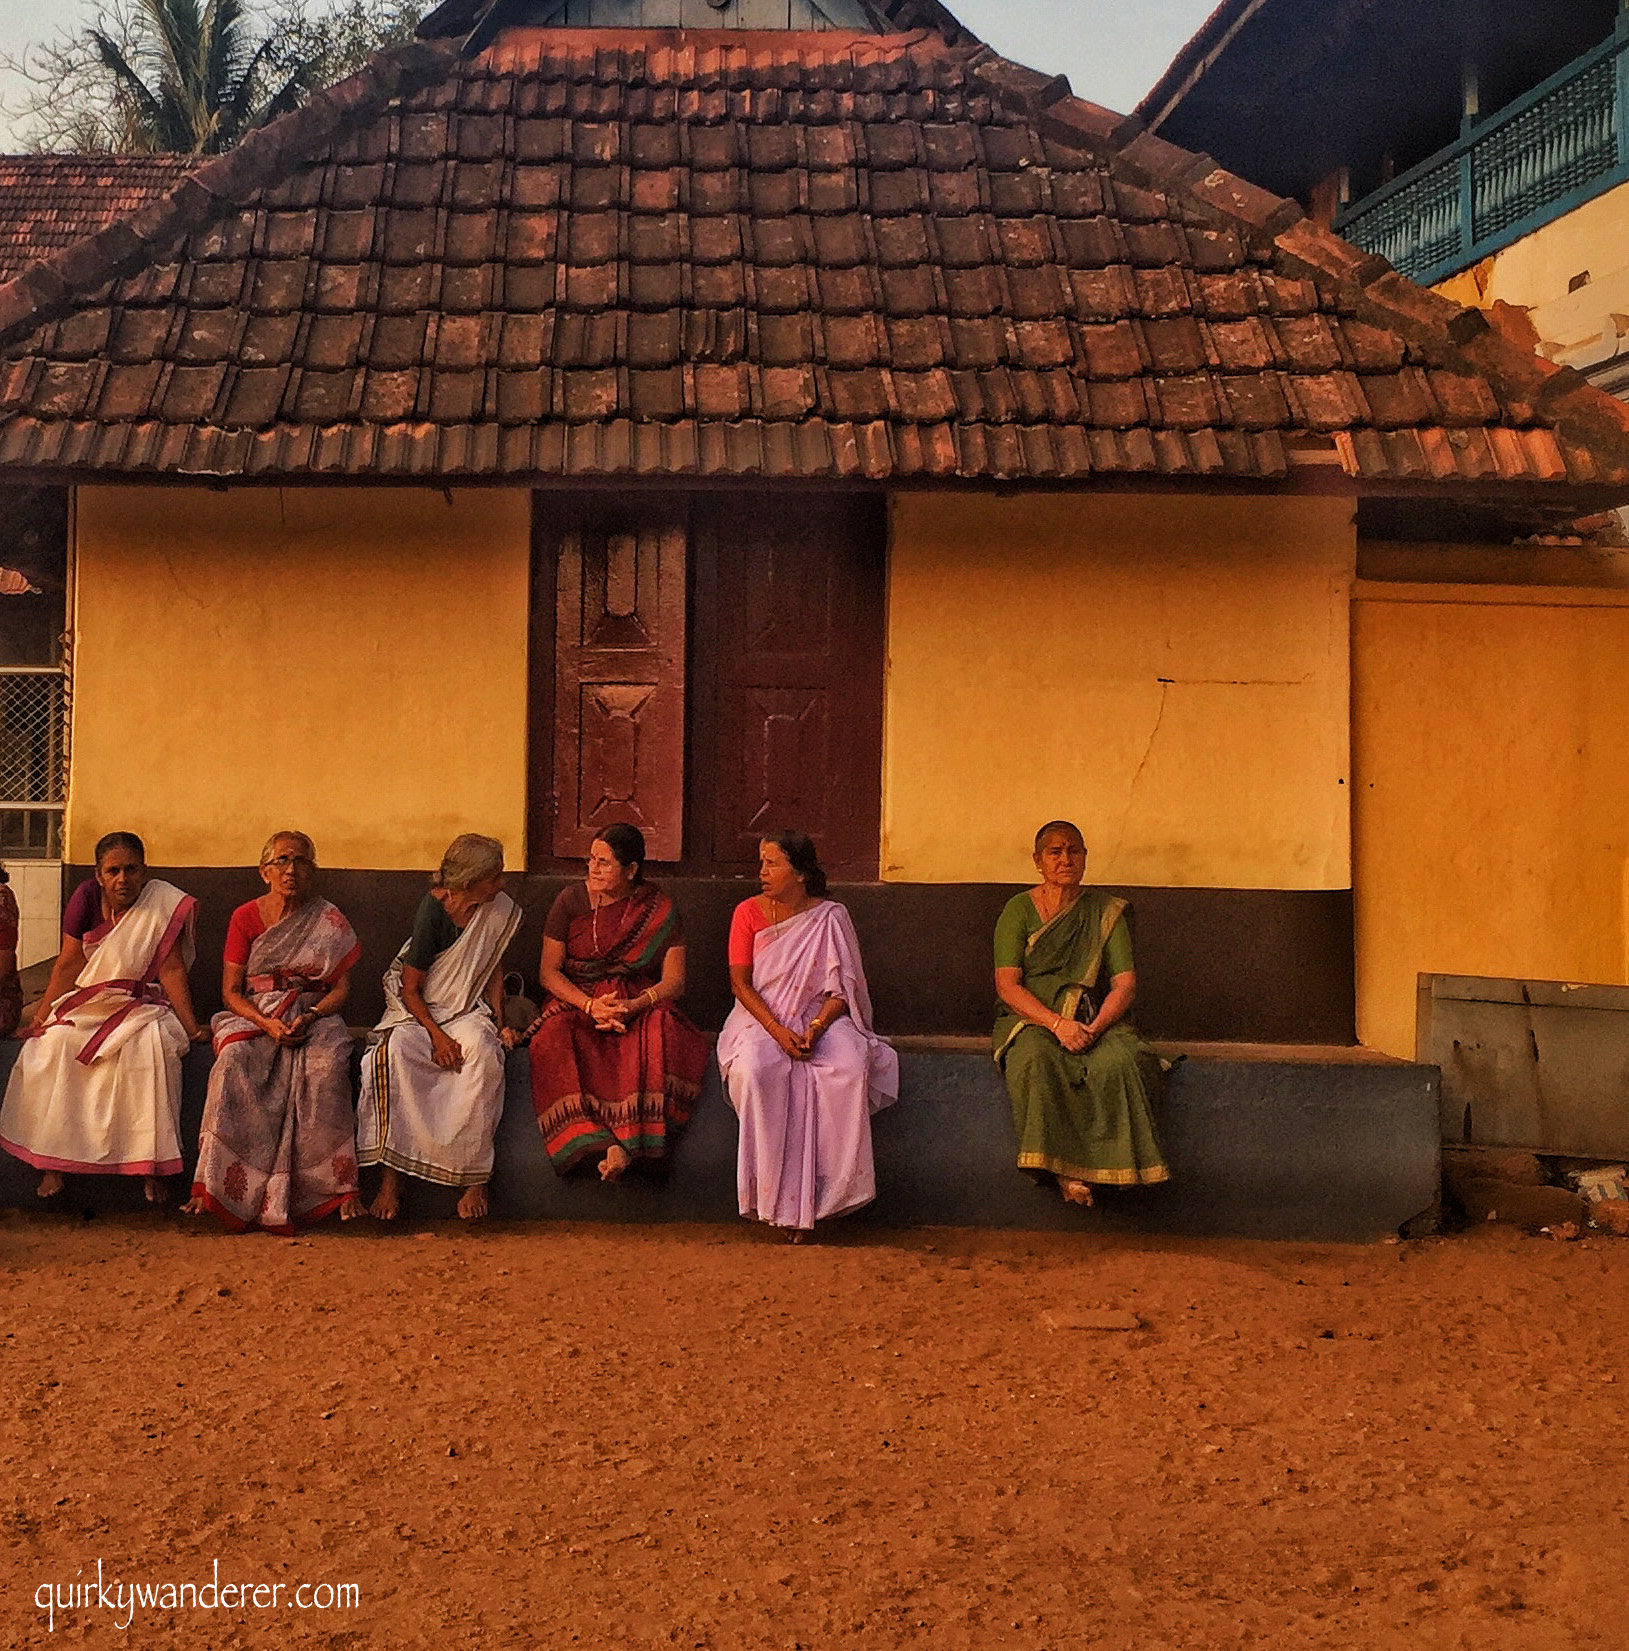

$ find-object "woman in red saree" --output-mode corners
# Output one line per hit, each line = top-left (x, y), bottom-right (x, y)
(527, 824), (707, 1181)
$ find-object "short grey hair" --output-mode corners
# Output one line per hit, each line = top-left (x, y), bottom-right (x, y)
(259, 830), (317, 867)
(437, 833), (504, 890)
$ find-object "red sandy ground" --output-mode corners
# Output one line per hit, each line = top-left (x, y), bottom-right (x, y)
(2, 1212), (1626, 1650)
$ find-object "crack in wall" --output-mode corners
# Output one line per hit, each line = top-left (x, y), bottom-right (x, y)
(1104, 677), (1171, 871)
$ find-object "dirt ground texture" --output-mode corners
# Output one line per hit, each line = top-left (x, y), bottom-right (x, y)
(2, 1212), (1627, 1650)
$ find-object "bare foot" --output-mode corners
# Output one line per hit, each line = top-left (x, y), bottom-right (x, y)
(598, 1144), (631, 1183)
(339, 1195), (367, 1221)
(457, 1184), (489, 1221)
(37, 1171), (64, 1198)
(369, 1168), (401, 1221)
(1059, 1178), (1095, 1208)
(179, 1196), (206, 1217)
(782, 1226), (810, 1244)
(144, 1176), (168, 1205)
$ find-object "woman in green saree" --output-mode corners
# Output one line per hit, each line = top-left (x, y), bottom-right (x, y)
(993, 820), (1168, 1205)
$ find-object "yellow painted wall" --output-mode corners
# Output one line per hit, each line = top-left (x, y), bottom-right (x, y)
(68, 487), (531, 868)
(1435, 175), (1629, 312)
(883, 492), (1355, 887)
(1434, 177), (1629, 376)
(1353, 581), (1629, 1057)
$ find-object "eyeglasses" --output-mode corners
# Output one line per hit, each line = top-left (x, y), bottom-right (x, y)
(264, 854), (315, 870)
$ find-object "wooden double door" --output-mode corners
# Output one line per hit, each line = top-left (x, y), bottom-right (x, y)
(530, 491), (886, 877)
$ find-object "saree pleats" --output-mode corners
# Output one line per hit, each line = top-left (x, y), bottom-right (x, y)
(1002, 1023), (1168, 1186)
(192, 1017), (359, 1232)
(529, 1002), (706, 1173)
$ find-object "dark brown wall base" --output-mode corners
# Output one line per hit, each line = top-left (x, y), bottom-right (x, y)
(70, 869), (1356, 1043)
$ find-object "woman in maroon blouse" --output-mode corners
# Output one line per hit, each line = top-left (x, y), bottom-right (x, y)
(527, 823), (707, 1182)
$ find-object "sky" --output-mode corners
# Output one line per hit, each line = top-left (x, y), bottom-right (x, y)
(0, 0), (1218, 148)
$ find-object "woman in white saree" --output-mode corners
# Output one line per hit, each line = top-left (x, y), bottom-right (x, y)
(0, 831), (206, 1202)
(717, 831), (898, 1240)
(357, 834), (521, 1221)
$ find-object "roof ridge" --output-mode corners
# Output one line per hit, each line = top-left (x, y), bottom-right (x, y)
(1133, 0), (1265, 131)
(418, 0), (974, 44)
(0, 38), (458, 354)
(964, 45), (1629, 483)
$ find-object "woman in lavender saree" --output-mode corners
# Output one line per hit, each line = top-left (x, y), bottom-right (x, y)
(717, 832), (898, 1240)
(0, 831), (206, 1202)
(184, 833), (365, 1233)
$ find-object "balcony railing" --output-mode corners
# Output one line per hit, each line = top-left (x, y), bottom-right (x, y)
(1335, 23), (1629, 287)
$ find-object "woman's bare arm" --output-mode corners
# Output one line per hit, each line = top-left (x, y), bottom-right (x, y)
(797, 992), (848, 1053)
(402, 963), (464, 1070)
(221, 959), (289, 1040)
(540, 934), (623, 1029)
(539, 934), (588, 1010)
(729, 962), (808, 1061)
(486, 962), (517, 1050)
(628, 944), (687, 1016)
(1089, 971), (1136, 1040)
(995, 966), (1065, 1032)
(157, 945), (207, 1041)
(995, 966), (1136, 1056)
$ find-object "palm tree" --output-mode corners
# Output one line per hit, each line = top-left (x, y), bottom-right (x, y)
(88, 0), (304, 154)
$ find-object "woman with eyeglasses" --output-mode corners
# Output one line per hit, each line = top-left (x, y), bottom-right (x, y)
(0, 829), (205, 1203)
(526, 823), (707, 1182)
(182, 831), (366, 1231)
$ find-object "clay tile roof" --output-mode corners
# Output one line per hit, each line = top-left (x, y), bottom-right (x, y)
(0, 155), (197, 283)
(1134, 0), (1265, 133)
(0, 23), (1626, 491)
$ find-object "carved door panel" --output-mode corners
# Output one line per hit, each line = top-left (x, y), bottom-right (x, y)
(546, 502), (687, 861)
(695, 495), (885, 876)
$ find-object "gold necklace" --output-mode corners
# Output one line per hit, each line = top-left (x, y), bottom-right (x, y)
(767, 887), (808, 925)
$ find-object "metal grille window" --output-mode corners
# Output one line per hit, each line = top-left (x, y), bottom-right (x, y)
(0, 666), (66, 857)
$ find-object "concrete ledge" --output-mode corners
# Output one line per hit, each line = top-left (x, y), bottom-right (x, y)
(0, 1041), (1440, 1241)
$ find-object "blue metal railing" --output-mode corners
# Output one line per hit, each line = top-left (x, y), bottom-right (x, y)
(1335, 22), (1629, 286)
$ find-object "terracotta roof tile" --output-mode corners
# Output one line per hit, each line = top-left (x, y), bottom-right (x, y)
(0, 28), (1626, 489)
(0, 156), (196, 282)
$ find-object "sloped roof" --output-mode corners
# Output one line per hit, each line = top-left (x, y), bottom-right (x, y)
(416, 0), (976, 43)
(1135, 0), (1267, 135)
(0, 156), (196, 283)
(0, 26), (1624, 488)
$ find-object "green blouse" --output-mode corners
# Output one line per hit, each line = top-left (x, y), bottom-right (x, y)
(994, 891), (1134, 979)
